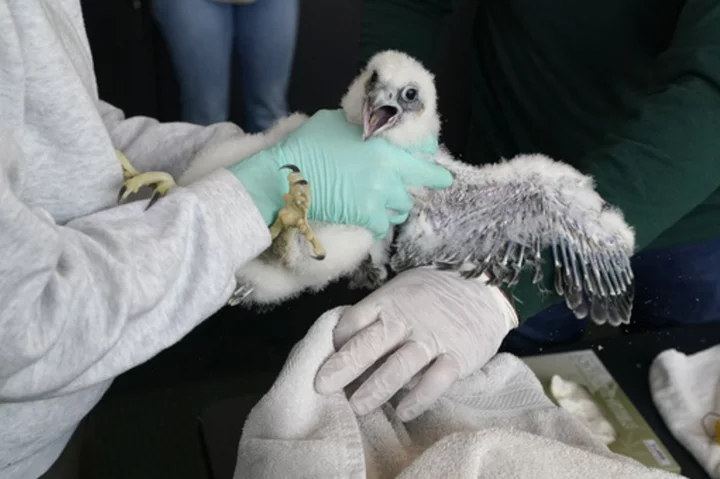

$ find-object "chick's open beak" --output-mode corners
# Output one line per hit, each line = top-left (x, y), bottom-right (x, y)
(362, 88), (400, 140)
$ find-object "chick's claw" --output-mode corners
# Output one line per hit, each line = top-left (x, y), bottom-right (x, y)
(118, 171), (176, 209)
(269, 165), (326, 260)
(228, 280), (255, 307)
(115, 149), (176, 209)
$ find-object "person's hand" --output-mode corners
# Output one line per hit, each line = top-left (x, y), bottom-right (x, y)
(227, 110), (452, 237)
(314, 267), (518, 421)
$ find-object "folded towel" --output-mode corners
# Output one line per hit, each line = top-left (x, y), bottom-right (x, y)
(650, 345), (720, 478)
(234, 307), (681, 478)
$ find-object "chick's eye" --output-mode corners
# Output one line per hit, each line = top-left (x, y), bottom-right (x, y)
(402, 88), (418, 101)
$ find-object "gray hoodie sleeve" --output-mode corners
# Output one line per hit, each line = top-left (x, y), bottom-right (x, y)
(97, 100), (244, 178)
(0, 0), (275, 400)
(0, 125), (272, 400)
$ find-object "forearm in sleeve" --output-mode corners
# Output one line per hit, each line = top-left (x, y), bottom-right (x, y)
(98, 100), (243, 179)
(0, 136), (271, 400)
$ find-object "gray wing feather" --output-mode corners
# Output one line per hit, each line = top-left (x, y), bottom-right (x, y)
(391, 152), (636, 326)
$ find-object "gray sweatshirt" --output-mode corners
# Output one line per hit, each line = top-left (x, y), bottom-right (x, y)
(0, 1), (272, 477)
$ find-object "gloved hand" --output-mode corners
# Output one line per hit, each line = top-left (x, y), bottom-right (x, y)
(314, 267), (519, 421)
(227, 110), (452, 238)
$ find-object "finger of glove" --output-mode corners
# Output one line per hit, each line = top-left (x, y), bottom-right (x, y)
(365, 207), (392, 239)
(349, 340), (433, 416)
(395, 354), (462, 422)
(384, 184), (414, 215)
(383, 182), (413, 226)
(391, 152), (453, 190)
(388, 211), (409, 225)
(333, 300), (382, 349)
(315, 318), (405, 395)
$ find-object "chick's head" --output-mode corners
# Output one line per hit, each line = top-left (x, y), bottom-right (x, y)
(341, 50), (440, 148)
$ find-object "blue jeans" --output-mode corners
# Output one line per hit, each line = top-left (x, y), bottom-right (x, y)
(505, 236), (720, 346)
(152, 0), (299, 132)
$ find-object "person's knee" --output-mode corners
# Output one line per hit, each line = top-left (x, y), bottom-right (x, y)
(183, 91), (230, 125)
(244, 108), (287, 133)
(243, 84), (290, 132)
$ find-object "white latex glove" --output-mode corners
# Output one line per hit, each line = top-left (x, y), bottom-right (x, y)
(314, 267), (519, 422)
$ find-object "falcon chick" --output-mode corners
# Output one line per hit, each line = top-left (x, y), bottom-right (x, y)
(348, 51), (636, 326)
(117, 50), (636, 325)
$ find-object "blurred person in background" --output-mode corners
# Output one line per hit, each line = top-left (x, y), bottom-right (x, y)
(152, 0), (299, 132)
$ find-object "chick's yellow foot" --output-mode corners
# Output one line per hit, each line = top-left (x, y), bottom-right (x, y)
(118, 172), (177, 209)
(116, 150), (176, 209)
(268, 165), (326, 260)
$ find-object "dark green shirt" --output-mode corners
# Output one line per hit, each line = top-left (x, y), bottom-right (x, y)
(360, 0), (720, 320)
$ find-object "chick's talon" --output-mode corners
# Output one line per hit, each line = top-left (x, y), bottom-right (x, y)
(228, 280), (254, 307)
(118, 171), (177, 210)
(115, 149), (176, 209)
(269, 165), (326, 260)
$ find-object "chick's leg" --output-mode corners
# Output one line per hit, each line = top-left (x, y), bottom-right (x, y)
(268, 165), (326, 260)
(116, 150), (176, 209)
(227, 165), (326, 308)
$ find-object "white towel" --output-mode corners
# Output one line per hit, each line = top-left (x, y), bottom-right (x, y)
(650, 345), (720, 478)
(234, 307), (681, 478)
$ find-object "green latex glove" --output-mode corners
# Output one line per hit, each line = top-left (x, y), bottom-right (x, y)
(228, 109), (452, 238)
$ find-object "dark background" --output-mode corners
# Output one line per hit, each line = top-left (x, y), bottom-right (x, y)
(71, 1), (479, 478)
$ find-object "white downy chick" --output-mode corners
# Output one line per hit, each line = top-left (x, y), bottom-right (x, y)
(179, 50), (637, 325)
(341, 50), (637, 325)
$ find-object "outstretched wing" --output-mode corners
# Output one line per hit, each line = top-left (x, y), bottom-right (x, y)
(391, 152), (636, 326)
